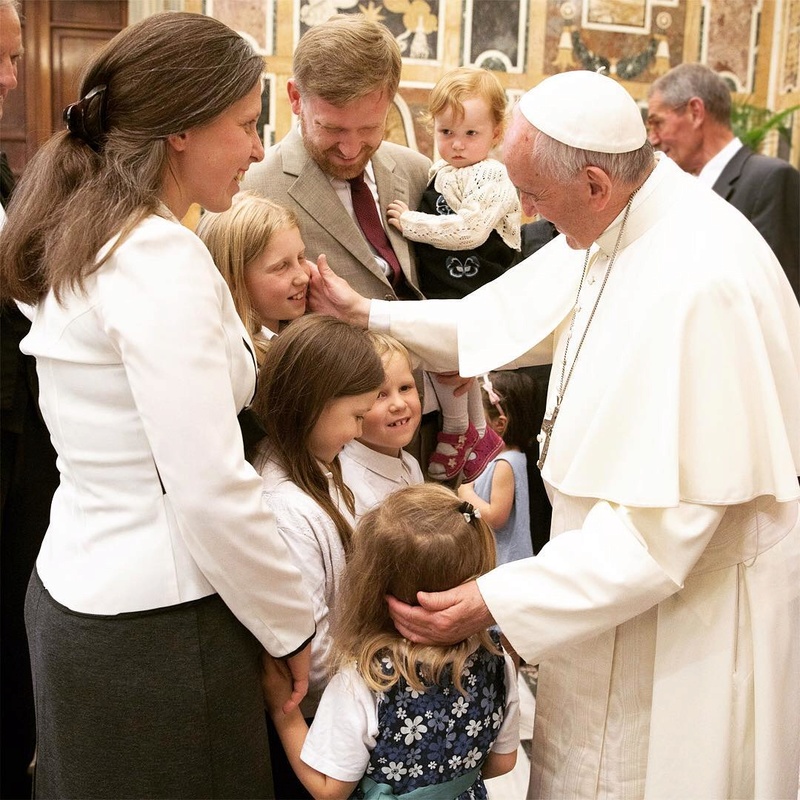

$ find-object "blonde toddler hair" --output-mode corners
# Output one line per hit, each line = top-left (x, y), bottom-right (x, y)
(426, 66), (509, 137)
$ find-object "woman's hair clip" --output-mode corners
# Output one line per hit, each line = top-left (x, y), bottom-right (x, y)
(63, 85), (108, 153)
(459, 501), (481, 524)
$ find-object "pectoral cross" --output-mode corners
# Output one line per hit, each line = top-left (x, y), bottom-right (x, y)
(536, 402), (560, 470)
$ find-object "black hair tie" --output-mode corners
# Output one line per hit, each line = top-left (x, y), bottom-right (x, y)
(63, 85), (107, 152)
(458, 501), (481, 524)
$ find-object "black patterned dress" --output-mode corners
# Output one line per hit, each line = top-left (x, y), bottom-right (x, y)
(355, 644), (508, 800)
(414, 184), (517, 301)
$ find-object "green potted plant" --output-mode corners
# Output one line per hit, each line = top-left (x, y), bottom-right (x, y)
(730, 99), (799, 151)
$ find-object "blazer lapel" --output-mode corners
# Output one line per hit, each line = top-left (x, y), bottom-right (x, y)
(372, 147), (417, 284)
(712, 146), (750, 203)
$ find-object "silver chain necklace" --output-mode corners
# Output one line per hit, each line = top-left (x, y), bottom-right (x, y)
(537, 188), (640, 471)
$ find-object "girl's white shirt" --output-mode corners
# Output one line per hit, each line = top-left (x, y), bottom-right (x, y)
(258, 455), (354, 717)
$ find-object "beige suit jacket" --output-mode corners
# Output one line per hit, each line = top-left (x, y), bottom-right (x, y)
(243, 127), (431, 300)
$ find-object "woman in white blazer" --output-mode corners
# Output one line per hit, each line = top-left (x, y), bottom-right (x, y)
(0, 13), (315, 799)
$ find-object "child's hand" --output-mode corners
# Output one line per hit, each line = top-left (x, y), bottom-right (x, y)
(387, 200), (408, 230)
(260, 651), (296, 719)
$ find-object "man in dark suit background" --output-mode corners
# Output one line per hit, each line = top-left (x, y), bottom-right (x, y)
(647, 63), (799, 300)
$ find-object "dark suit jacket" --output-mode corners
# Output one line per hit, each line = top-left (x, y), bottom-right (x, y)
(0, 153), (59, 800)
(243, 127), (431, 300)
(713, 146), (800, 300)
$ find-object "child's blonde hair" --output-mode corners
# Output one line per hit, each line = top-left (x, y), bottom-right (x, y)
(250, 314), (384, 552)
(196, 192), (300, 365)
(366, 330), (415, 369)
(332, 484), (499, 694)
(426, 67), (508, 136)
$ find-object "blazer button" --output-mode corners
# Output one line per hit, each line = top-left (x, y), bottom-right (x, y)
(383, 294), (397, 301)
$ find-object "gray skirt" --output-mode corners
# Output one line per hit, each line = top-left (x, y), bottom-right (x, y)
(25, 569), (273, 799)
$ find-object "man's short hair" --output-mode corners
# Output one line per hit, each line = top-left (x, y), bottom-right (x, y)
(292, 15), (401, 106)
(649, 63), (732, 128)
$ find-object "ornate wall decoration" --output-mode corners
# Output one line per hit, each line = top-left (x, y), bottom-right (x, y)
(546, 0), (689, 86)
(257, 74), (276, 148)
(781, 0), (799, 92)
(208, 0), (274, 54)
(296, 0), (443, 63)
(582, 0), (650, 34)
(462, 0), (529, 72)
(704, 0), (760, 91)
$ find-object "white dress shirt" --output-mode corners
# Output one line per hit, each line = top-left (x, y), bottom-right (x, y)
(339, 439), (424, 519)
(697, 136), (743, 188)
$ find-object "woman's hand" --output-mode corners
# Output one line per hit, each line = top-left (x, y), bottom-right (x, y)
(261, 643), (311, 717)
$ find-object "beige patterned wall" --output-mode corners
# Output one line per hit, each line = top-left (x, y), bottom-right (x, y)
(196, 0), (798, 165)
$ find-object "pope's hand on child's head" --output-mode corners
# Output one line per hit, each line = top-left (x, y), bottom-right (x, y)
(386, 200), (408, 230)
(307, 254), (371, 329)
(386, 581), (495, 645)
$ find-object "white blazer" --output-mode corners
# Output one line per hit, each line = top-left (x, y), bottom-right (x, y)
(22, 212), (314, 657)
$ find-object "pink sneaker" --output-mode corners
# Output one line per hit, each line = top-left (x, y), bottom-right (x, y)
(428, 423), (480, 481)
(462, 426), (504, 482)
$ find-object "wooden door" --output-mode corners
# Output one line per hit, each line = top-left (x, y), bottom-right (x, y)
(0, 0), (127, 183)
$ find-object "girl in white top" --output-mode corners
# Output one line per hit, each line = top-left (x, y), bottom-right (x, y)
(387, 68), (519, 484)
(340, 332), (423, 519)
(0, 12), (315, 798)
(197, 191), (312, 364)
(248, 313), (384, 795)
(263, 483), (520, 800)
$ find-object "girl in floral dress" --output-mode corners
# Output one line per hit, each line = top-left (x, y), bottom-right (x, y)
(263, 483), (520, 799)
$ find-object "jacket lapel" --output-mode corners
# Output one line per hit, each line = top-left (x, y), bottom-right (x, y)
(712, 146), (750, 203)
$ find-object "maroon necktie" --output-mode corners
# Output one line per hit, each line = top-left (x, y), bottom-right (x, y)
(348, 172), (402, 287)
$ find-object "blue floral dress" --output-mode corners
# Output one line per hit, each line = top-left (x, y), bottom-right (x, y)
(355, 643), (508, 800)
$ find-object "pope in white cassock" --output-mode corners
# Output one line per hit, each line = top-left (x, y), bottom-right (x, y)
(308, 70), (800, 798)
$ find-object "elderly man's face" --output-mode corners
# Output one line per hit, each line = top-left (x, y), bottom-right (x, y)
(0, 3), (23, 121)
(503, 110), (596, 250)
(646, 91), (701, 173)
(289, 82), (391, 181)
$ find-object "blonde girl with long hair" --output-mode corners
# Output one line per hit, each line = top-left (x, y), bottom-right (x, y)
(196, 191), (312, 365)
(249, 313), (384, 798)
(264, 483), (520, 800)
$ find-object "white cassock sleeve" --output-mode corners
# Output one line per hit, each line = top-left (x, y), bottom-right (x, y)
(477, 500), (726, 665)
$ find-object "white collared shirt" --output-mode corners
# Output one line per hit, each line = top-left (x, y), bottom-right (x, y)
(697, 137), (743, 188)
(339, 439), (423, 519)
(21, 213), (315, 656)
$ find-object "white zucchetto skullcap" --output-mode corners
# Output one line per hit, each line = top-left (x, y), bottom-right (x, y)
(518, 70), (647, 154)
